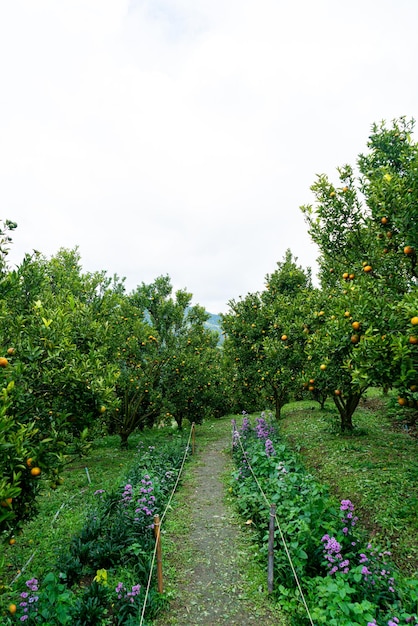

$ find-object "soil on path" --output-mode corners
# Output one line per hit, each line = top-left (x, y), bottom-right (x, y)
(153, 422), (286, 626)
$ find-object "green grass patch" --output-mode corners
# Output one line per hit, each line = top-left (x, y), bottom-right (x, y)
(280, 391), (418, 575)
(0, 426), (190, 621)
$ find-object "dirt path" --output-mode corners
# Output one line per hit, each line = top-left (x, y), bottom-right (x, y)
(153, 421), (286, 625)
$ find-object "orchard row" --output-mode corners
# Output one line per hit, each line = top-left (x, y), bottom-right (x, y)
(1, 117), (417, 539)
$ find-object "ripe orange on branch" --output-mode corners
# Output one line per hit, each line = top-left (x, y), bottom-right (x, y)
(0, 357), (9, 367)
(411, 317), (418, 326)
(30, 467), (41, 477)
(404, 245), (415, 255)
(352, 321), (361, 331)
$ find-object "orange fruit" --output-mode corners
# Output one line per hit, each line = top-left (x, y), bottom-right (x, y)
(281, 335), (288, 341)
(409, 336), (418, 345)
(26, 458), (34, 467)
(352, 321), (361, 331)
(381, 216), (388, 225)
(309, 379), (315, 384)
(411, 317), (418, 326)
(334, 389), (342, 396)
(351, 335), (360, 344)
(1, 498), (12, 507)
(308, 385), (315, 392)
(343, 272), (349, 280)
(398, 397), (407, 406)
(7, 347), (15, 355)
(9, 604), (17, 614)
(363, 265), (372, 273)
(349, 273), (355, 280)
(344, 311), (350, 318)
(404, 245), (415, 255)
(320, 364), (327, 371)
(9, 538), (16, 545)
(0, 357), (8, 367)
(30, 467), (41, 477)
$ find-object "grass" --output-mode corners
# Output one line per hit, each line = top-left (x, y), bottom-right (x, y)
(1, 429), (180, 595)
(279, 390), (418, 575)
(1, 395), (417, 619)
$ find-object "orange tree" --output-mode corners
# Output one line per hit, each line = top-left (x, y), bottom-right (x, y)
(126, 275), (226, 432)
(222, 251), (313, 418)
(1, 249), (119, 431)
(105, 293), (161, 447)
(301, 118), (418, 428)
(0, 244), (120, 536)
(358, 117), (418, 409)
(159, 304), (225, 429)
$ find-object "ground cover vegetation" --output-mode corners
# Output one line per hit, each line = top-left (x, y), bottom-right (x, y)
(0, 117), (417, 621)
(231, 412), (418, 626)
(1, 427), (192, 624)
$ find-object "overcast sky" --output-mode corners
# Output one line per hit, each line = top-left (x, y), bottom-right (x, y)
(1, 0), (417, 313)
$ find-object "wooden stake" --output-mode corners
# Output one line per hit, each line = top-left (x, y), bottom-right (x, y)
(268, 504), (276, 593)
(154, 515), (163, 593)
(191, 422), (195, 455)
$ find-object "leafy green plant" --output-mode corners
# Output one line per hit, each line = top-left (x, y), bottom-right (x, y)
(230, 413), (418, 625)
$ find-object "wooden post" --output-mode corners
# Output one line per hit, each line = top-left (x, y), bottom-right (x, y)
(268, 504), (276, 593)
(154, 515), (163, 593)
(191, 422), (195, 455)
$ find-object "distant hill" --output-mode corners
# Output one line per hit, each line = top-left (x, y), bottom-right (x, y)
(205, 312), (223, 342)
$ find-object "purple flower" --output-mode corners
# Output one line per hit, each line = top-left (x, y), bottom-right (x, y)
(255, 417), (271, 439)
(265, 439), (276, 457)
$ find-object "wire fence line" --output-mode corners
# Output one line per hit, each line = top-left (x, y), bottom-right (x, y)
(233, 424), (315, 626)
(139, 421), (195, 625)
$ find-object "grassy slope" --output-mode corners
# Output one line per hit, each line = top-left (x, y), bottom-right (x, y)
(1, 393), (417, 614)
(279, 391), (418, 576)
(1, 432), (152, 593)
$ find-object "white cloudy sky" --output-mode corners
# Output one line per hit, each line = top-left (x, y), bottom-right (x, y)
(1, 0), (417, 313)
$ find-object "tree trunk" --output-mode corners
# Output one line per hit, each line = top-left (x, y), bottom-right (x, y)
(273, 388), (287, 420)
(333, 392), (362, 432)
(119, 430), (130, 449)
